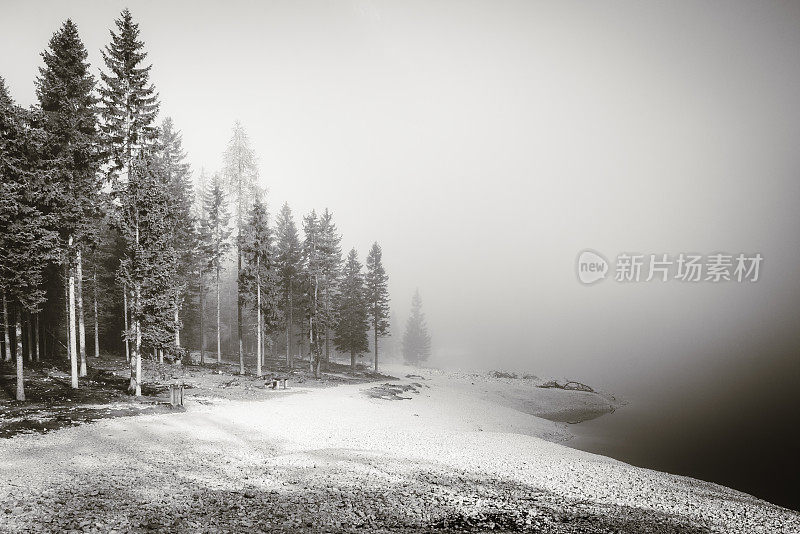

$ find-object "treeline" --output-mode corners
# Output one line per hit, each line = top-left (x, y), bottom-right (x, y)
(0, 10), (391, 401)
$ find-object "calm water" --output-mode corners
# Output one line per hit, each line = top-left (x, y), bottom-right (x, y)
(566, 388), (799, 511)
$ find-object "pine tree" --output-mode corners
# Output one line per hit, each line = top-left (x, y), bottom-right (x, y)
(222, 121), (258, 375)
(157, 117), (196, 358)
(317, 209), (342, 369)
(301, 211), (322, 376)
(242, 193), (280, 377)
(99, 8), (159, 181)
(274, 203), (302, 368)
(365, 242), (390, 372)
(36, 19), (104, 389)
(0, 76), (59, 400)
(402, 289), (431, 366)
(201, 174), (232, 364)
(333, 249), (369, 371)
(118, 150), (176, 394)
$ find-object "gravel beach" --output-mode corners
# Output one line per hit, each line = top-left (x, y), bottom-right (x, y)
(0, 367), (797, 533)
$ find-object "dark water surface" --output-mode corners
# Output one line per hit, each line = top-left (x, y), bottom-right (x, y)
(566, 381), (799, 511)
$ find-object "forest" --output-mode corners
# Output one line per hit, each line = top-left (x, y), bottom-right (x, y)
(0, 9), (435, 403)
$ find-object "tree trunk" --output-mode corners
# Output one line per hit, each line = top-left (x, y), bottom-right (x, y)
(15, 309), (24, 401)
(216, 266), (222, 363)
(159, 348), (163, 364)
(374, 326), (379, 372)
(199, 271), (205, 365)
(256, 261), (262, 378)
(286, 283), (293, 369)
(93, 272), (99, 359)
(2, 293), (11, 362)
(26, 313), (33, 362)
(123, 283), (130, 362)
(237, 249), (244, 375)
(77, 247), (87, 377)
(174, 289), (181, 349)
(64, 266), (70, 361)
(68, 242), (79, 389)
(129, 289), (142, 396)
(35, 314), (40, 362)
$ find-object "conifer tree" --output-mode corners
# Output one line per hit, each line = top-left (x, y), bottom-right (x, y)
(317, 209), (342, 369)
(222, 121), (257, 375)
(99, 8), (159, 181)
(201, 174), (232, 364)
(301, 211), (322, 376)
(365, 242), (390, 371)
(157, 117), (195, 356)
(274, 203), (302, 368)
(333, 249), (369, 371)
(402, 289), (431, 366)
(242, 193), (280, 376)
(36, 20), (104, 389)
(0, 76), (59, 400)
(118, 151), (176, 394)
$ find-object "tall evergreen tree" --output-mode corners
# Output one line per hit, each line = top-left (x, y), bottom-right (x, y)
(301, 211), (322, 376)
(36, 19), (104, 389)
(99, 8), (159, 181)
(118, 151), (176, 395)
(157, 117), (196, 356)
(222, 121), (258, 376)
(365, 242), (390, 371)
(0, 77), (59, 400)
(274, 203), (302, 368)
(201, 174), (232, 364)
(402, 289), (431, 366)
(242, 193), (280, 377)
(333, 249), (369, 371)
(317, 209), (342, 368)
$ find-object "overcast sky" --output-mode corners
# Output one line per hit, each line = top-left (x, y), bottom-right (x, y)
(2, 1), (800, 395)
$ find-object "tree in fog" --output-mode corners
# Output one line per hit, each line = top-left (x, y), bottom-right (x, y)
(333, 249), (369, 371)
(365, 242), (390, 371)
(36, 20), (104, 387)
(274, 203), (302, 368)
(157, 117), (196, 357)
(222, 121), (258, 375)
(317, 209), (342, 368)
(201, 174), (232, 363)
(402, 289), (431, 366)
(301, 211), (322, 375)
(242, 193), (280, 376)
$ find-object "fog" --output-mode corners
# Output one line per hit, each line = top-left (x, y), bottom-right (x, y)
(2, 0), (799, 397)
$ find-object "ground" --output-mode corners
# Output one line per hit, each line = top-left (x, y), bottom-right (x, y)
(0, 357), (798, 533)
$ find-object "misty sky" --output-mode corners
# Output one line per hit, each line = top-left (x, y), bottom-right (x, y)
(2, 1), (800, 394)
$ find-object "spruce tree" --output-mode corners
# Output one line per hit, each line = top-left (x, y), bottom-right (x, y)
(333, 249), (369, 371)
(365, 242), (390, 371)
(402, 289), (431, 366)
(201, 174), (232, 364)
(274, 203), (302, 368)
(301, 211), (322, 376)
(317, 209), (342, 369)
(157, 117), (196, 357)
(222, 121), (258, 375)
(242, 193), (280, 377)
(0, 76), (59, 400)
(99, 8), (159, 181)
(36, 19), (104, 389)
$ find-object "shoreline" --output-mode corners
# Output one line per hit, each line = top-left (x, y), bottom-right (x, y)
(0, 364), (797, 533)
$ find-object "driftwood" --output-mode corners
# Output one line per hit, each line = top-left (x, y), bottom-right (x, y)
(538, 379), (594, 393)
